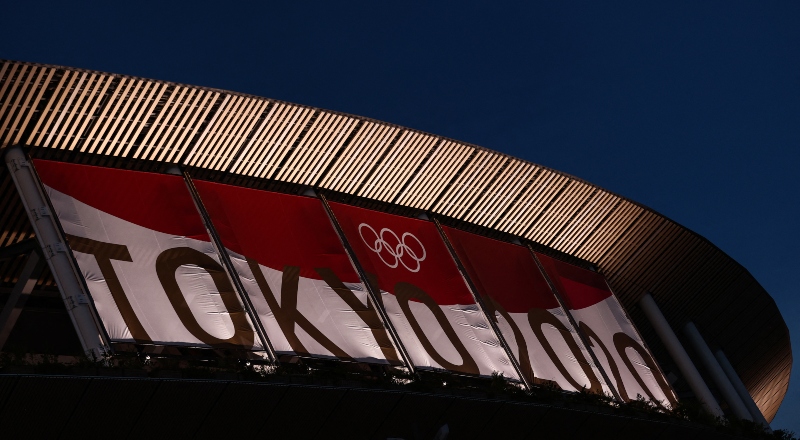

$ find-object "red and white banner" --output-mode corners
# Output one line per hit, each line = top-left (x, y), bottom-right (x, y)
(193, 181), (401, 364)
(536, 253), (677, 407)
(34, 160), (260, 349)
(31, 159), (675, 402)
(443, 227), (611, 393)
(329, 203), (518, 378)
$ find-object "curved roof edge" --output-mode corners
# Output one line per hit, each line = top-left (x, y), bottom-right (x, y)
(0, 59), (790, 420)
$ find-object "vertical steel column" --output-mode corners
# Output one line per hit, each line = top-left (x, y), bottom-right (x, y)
(318, 193), (416, 375)
(432, 218), (532, 391)
(683, 322), (753, 421)
(181, 171), (278, 363)
(528, 247), (623, 401)
(639, 293), (724, 417)
(714, 348), (772, 430)
(4, 145), (110, 357)
(0, 251), (46, 350)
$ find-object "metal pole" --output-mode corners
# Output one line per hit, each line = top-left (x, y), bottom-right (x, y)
(528, 247), (623, 402)
(318, 193), (417, 376)
(181, 170), (278, 363)
(683, 322), (753, 421)
(639, 293), (724, 417)
(4, 145), (110, 358)
(714, 348), (772, 430)
(432, 218), (531, 391)
(0, 250), (45, 350)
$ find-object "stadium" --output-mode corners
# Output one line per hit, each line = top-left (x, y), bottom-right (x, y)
(0, 59), (791, 439)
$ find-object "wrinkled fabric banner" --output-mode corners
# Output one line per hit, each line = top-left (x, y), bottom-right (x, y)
(34, 160), (261, 349)
(193, 181), (401, 364)
(329, 202), (518, 379)
(536, 253), (677, 407)
(443, 227), (611, 394)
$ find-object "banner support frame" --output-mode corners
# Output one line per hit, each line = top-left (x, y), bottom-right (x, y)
(318, 192), (417, 376)
(4, 145), (113, 359)
(528, 246), (623, 402)
(182, 170), (278, 363)
(432, 217), (532, 392)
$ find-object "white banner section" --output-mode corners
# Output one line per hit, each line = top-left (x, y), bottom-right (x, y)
(193, 181), (402, 364)
(36, 160), (260, 350)
(330, 202), (519, 379)
(537, 253), (677, 407)
(444, 227), (611, 394)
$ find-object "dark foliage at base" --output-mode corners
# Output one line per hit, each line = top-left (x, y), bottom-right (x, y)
(0, 349), (793, 440)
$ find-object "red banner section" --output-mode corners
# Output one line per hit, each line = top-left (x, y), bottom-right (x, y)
(443, 227), (610, 393)
(193, 181), (401, 364)
(329, 202), (518, 379)
(537, 253), (677, 407)
(34, 160), (259, 350)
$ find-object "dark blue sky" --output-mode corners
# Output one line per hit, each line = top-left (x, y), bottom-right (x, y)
(3, 0), (798, 431)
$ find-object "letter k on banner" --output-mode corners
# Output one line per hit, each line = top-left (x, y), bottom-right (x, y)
(193, 180), (402, 364)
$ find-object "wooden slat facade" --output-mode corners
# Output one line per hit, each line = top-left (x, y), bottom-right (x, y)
(0, 59), (790, 421)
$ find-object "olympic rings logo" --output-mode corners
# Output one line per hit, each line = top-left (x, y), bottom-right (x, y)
(358, 223), (426, 272)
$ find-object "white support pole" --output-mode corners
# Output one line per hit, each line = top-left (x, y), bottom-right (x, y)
(714, 349), (772, 430)
(683, 322), (752, 421)
(638, 293), (724, 417)
(4, 146), (109, 357)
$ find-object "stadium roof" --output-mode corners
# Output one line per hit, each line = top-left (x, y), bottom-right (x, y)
(0, 59), (790, 420)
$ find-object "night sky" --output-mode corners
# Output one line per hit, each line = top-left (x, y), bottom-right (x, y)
(2, 0), (798, 431)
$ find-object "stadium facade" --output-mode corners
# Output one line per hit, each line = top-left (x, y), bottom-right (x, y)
(0, 60), (791, 436)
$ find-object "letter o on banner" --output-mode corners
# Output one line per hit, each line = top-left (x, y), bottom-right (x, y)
(156, 247), (255, 348)
(394, 282), (479, 375)
(613, 332), (677, 408)
(527, 308), (604, 394)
